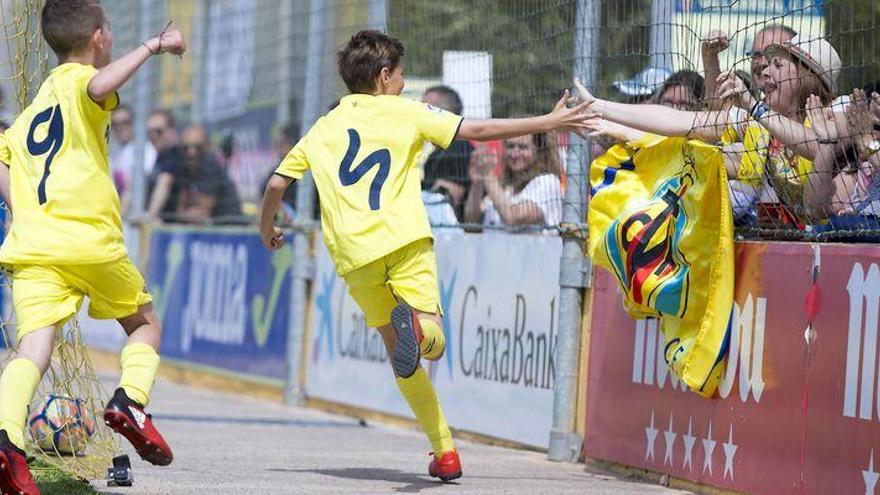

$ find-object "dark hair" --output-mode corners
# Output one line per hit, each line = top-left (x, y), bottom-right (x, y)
(655, 70), (705, 109)
(41, 0), (106, 59)
(337, 30), (405, 94)
(148, 108), (176, 129)
(424, 85), (463, 115)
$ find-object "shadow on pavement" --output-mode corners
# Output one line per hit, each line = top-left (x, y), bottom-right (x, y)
(269, 467), (458, 493)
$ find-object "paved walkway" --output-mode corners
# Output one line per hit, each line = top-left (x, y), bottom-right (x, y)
(91, 377), (691, 495)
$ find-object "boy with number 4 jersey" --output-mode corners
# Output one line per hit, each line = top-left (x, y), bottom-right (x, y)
(260, 30), (591, 481)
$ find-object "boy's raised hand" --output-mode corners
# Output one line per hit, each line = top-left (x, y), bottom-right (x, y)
(157, 28), (187, 56)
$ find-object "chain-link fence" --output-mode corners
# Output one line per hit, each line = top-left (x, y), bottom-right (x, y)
(0, 0), (875, 240)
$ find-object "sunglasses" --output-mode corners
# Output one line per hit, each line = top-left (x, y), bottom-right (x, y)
(746, 50), (767, 58)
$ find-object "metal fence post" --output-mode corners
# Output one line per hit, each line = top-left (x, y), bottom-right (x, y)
(548, 0), (600, 463)
(284, 0), (325, 406)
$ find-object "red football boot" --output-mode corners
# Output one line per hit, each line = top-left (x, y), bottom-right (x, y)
(428, 450), (462, 482)
(0, 430), (39, 495)
(103, 388), (173, 466)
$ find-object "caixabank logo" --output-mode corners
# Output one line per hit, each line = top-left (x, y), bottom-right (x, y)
(450, 283), (557, 390)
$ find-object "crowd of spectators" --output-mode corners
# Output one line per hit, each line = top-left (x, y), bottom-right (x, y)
(109, 108), (241, 225)
(104, 23), (880, 240)
(583, 24), (880, 238)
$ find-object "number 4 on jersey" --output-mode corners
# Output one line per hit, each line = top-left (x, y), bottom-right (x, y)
(338, 129), (390, 211)
(27, 104), (64, 205)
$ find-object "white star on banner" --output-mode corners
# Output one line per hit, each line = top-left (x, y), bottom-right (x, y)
(663, 412), (677, 466)
(645, 410), (658, 462)
(702, 420), (716, 475)
(863, 449), (879, 494)
(723, 424), (738, 480)
(682, 417), (696, 471)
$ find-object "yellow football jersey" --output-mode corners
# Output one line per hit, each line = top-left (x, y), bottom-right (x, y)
(276, 94), (462, 275)
(723, 110), (813, 207)
(0, 63), (124, 265)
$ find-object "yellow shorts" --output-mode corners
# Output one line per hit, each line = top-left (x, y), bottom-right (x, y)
(8, 256), (153, 339)
(343, 238), (440, 327)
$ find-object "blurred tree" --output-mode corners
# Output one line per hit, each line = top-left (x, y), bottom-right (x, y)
(389, 0), (576, 117)
(824, 0), (880, 92)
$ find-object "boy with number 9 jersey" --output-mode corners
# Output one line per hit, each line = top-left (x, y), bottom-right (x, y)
(260, 30), (592, 481)
(0, 1), (185, 493)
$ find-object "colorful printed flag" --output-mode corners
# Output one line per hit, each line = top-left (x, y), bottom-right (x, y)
(588, 135), (734, 397)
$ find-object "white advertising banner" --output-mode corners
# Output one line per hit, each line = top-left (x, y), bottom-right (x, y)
(306, 230), (562, 448)
(203, 0), (255, 123)
(442, 51), (492, 119)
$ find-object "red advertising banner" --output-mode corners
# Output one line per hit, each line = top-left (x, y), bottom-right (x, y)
(584, 241), (880, 494)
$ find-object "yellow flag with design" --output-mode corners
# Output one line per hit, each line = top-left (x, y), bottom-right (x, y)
(588, 135), (734, 397)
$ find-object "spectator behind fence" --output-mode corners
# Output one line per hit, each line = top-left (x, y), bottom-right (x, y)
(701, 25), (798, 225)
(111, 104), (156, 214)
(147, 125), (241, 224)
(702, 24), (796, 111)
(806, 87), (880, 224)
(421, 85), (473, 221)
(142, 109), (183, 218)
(845, 88), (880, 217)
(575, 34), (843, 227)
(463, 130), (563, 229)
(653, 70), (704, 111)
(587, 69), (772, 224)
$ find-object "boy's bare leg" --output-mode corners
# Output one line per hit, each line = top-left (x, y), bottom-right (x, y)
(118, 303), (161, 351)
(105, 303), (174, 466)
(15, 325), (57, 374)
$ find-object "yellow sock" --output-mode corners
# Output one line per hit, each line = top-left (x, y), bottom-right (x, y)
(419, 318), (445, 361)
(396, 367), (455, 454)
(0, 358), (41, 450)
(118, 343), (160, 407)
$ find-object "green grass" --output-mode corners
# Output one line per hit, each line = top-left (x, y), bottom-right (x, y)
(30, 459), (98, 495)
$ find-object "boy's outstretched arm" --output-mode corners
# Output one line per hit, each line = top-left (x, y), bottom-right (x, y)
(88, 28), (187, 103)
(260, 174), (293, 250)
(457, 89), (592, 141)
